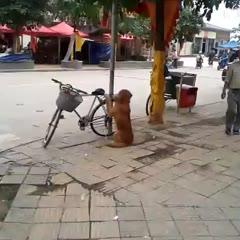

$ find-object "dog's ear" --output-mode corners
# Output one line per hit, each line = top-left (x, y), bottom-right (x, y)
(129, 92), (133, 99)
(117, 89), (132, 103)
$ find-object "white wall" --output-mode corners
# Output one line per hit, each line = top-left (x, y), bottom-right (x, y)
(177, 42), (193, 56)
(22, 35), (31, 48)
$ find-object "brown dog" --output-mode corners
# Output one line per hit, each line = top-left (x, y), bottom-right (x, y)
(106, 89), (134, 148)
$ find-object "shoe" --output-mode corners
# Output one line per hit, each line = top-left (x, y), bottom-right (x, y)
(233, 130), (240, 135)
(225, 128), (232, 135)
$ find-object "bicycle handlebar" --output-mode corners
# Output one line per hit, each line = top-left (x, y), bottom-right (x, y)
(51, 78), (88, 95)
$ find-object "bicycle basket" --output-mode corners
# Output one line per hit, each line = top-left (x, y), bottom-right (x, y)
(56, 90), (83, 112)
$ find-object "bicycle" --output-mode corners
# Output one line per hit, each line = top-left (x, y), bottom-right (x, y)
(43, 78), (113, 148)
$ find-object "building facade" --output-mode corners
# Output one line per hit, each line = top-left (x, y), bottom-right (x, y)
(179, 23), (231, 56)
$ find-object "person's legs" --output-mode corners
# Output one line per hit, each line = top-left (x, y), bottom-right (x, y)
(233, 91), (240, 134)
(173, 59), (178, 68)
(226, 90), (237, 134)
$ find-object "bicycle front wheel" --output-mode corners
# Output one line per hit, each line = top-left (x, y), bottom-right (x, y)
(43, 108), (63, 148)
(90, 102), (114, 137)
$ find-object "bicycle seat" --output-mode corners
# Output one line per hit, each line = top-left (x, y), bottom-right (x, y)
(92, 88), (105, 96)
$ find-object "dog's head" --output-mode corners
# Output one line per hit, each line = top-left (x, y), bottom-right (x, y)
(114, 89), (132, 104)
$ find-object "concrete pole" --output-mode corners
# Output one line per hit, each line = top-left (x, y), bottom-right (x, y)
(58, 37), (61, 64)
(109, 0), (118, 95)
(108, 0), (118, 134)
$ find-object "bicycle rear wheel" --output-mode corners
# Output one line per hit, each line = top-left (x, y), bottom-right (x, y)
(90, 101), (114, 137)
(146, 94), (151, 116)
(146, 94), (169, 116)
(43, 108), (63, 148)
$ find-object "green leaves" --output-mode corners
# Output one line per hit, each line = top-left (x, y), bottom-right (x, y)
(118, 14), (151, 40)
(1, 0), (240, 31)
(0, 0), (49, 30)
(183, 0), (240, 20)
(173, 7), (203, 43)
(48, 0), (103, 26)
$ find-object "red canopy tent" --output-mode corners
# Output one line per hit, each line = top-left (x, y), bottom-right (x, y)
(22, 25), (60, 37)
(49, 22), (88, 37)
(0, 25), (14, 33)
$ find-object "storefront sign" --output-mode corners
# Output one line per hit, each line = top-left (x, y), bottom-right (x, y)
(195, 31), (216, 39)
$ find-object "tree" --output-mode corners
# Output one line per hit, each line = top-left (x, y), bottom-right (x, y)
(118, 14), (151, 41)
(173, 7), (203, 55)
(183, 0), (240, 20)
(0, 0), (50, 53)
(48, 0), (102, 27)
(0, 0), (49, 30)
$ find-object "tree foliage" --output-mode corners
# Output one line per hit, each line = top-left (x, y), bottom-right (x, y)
(118, 15), (151, 39)
(183, 0), (240, 20)
(1, 0), (240, 31)
(173, 7), (203, 50)
(48, 0), (102, 27)
(0, 0), (49, 30)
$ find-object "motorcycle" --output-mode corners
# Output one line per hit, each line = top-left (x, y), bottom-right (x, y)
(217, 56), (228, 70)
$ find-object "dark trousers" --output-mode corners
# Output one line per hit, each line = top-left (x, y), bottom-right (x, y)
(173, 59), (178, 68)
(226, 89), (240, 131)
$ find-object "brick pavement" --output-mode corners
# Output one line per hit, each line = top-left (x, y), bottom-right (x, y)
(1, 102), (240, 240)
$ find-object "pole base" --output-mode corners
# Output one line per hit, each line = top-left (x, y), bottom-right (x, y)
(148, 113), (164, 124)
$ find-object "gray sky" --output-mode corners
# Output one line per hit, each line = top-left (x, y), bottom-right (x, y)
(207, 3), (240, 29)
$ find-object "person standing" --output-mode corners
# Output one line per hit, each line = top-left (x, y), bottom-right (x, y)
(221, 51), (240, 135)
(208, 48), (215, 65)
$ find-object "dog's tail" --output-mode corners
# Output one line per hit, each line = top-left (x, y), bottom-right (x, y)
(107, 142), (129, 148)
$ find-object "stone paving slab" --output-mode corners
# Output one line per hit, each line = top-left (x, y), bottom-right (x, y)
(91, 221), (120, 238)
(59, 222), (89, 239)
(4, 208), (35, 223)
(28, 223), (60, 240)
(62, 208), (89, 222)
(33, 208), (63, 223)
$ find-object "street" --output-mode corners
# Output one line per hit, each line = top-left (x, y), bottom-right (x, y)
(0, 58), (224, 149)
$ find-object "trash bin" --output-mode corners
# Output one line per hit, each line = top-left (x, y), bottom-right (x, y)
(171, 72), (196, 86)
(176, 84), (198, 108)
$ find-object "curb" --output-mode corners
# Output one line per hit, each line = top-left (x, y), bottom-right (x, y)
(0, 67), (152, 73)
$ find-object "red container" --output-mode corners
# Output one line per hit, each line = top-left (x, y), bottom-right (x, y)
(176, 85), (198, 108)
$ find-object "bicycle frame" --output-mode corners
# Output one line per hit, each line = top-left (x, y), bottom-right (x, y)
(73, 94), (105, 123)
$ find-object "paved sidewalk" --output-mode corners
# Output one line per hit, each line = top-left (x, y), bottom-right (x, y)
(1, 102), (240, 240)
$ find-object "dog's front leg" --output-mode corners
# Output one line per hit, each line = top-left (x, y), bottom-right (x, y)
(106, 95), (115, 117)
